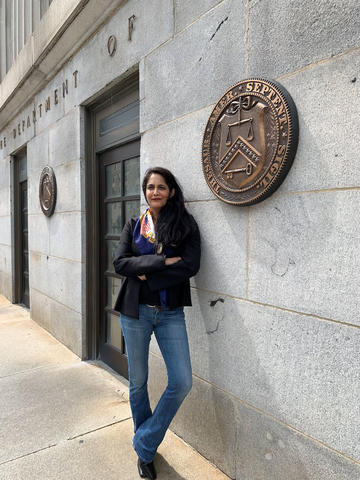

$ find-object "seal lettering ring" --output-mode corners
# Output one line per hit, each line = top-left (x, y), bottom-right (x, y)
(202, 78), (299, 205)
(39, 166), (57, 216)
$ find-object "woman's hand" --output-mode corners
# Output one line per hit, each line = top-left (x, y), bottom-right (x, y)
(138, 274), (146, 281)
(165, 256), (181, 266)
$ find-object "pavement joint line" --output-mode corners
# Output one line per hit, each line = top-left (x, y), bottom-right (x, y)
(66, 416), (133, 441)
(0, 361), (84, 381)
(0, 419), (133, 468)
(0, 443), (58, 467)
(0, 363), (66, 380)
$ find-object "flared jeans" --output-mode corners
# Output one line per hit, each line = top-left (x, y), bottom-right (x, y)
(120, 304), (192, 463)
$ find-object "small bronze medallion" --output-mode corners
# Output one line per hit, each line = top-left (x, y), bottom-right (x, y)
(39, 166), (57, 216)
(202, 78), (299, 205)
(107, 35), (117, 56)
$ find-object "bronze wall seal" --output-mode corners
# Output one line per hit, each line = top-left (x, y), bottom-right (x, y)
(107, 35), (117, 56)
(39, 166), (57, 216)
(202, 78), (299, 205)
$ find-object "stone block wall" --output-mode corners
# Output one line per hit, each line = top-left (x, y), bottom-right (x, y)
(0, 0), (359, 478)
(27, 107), (85, 357)
(143, 1), (360, 479)
(0, 0), (177, 358)
(0, 154), (12, 300)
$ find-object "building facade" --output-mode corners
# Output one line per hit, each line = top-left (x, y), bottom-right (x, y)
(0, 1), (359, 478)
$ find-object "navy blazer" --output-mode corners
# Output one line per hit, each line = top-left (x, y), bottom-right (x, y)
(113, 216), (201, 319)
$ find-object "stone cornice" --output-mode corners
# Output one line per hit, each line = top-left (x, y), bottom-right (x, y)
(0, 0), (127, 131)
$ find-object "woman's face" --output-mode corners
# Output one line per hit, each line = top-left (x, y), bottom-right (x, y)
(145, 173), (174, 213)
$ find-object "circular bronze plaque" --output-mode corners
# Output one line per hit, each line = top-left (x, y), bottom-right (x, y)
(107, 35), (117, 56)
(39, 166), (57, 216)
(202, 78), (299, 205)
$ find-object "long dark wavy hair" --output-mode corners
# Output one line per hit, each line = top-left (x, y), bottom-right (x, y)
(142, 167), (193, 246)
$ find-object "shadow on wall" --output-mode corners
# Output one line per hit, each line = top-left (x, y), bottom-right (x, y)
(191, 114), (338, 478)
(197, 296), (312, 479)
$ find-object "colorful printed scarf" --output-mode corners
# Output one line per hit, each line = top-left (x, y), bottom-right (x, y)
(134, 208), (167, 306)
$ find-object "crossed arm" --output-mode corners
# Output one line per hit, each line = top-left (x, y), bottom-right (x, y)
(113, 219), (201, 290)
(137, 256), (181, 281)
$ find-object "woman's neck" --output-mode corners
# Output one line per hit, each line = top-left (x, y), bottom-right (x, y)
(150, 208), (159, 223)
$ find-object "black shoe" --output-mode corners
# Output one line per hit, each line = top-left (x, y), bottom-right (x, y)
(137, 457), (157, 479)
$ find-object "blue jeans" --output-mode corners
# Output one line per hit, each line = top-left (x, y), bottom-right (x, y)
(120, 304), (192, 463)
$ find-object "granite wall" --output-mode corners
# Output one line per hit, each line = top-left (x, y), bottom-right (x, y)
(0, 0), (359, 478)
(142, 1), (360, 479)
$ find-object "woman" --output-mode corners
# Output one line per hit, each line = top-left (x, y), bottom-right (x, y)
(113, 167), (201, 480)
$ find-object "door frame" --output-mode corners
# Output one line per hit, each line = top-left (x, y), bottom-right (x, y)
(11, 147), (28, 307)
(85, 72), (139, 363)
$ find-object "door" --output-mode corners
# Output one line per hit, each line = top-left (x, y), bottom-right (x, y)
(20, 179), (29, 306)
(87, 77), (140, 377)
(14, 150), (29, 307)
(98, 140), (140, 377)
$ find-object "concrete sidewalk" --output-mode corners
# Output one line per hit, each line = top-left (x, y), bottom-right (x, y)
(0, 296), (229, 480)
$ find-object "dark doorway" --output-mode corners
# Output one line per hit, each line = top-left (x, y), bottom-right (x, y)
(86, 76), (140, 378)
(98, 140), (140, 376)
(13, 149), (29, 308)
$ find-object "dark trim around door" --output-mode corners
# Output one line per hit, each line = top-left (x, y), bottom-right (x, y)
(85, 72), (139, 362)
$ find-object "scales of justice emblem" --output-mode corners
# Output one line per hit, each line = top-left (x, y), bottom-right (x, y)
(202, 78), (299, 206)
(41, 175), (52, 208)
(217, 95), (267, 188)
